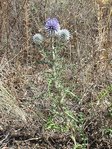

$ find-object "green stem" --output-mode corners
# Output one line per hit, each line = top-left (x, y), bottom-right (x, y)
(51, 37), (58, 88)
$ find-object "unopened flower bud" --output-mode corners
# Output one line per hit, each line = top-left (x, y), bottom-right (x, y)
(33, 33), (44, 44)
(57, 29), (70, 41)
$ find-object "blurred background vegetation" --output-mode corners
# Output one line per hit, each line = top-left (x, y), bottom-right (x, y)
(0, 0), (112, 148)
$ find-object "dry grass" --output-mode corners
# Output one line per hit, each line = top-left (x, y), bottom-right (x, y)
(0, 0), (112, 148)
(0, 81), (27, 123)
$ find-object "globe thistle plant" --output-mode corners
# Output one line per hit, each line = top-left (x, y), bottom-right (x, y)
(57, 29), (70, 41)
(33, 33), (44, 44)
(32, 18), (79, 141)
(45, 18), (60, 36)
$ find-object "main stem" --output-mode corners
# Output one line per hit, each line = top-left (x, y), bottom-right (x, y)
(51, 37), (58, 88)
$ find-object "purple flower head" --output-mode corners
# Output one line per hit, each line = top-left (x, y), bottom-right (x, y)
(45, 18), (60, 35)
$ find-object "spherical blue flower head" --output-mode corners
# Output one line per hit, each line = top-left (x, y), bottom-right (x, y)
(45, 18), (60, 36)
